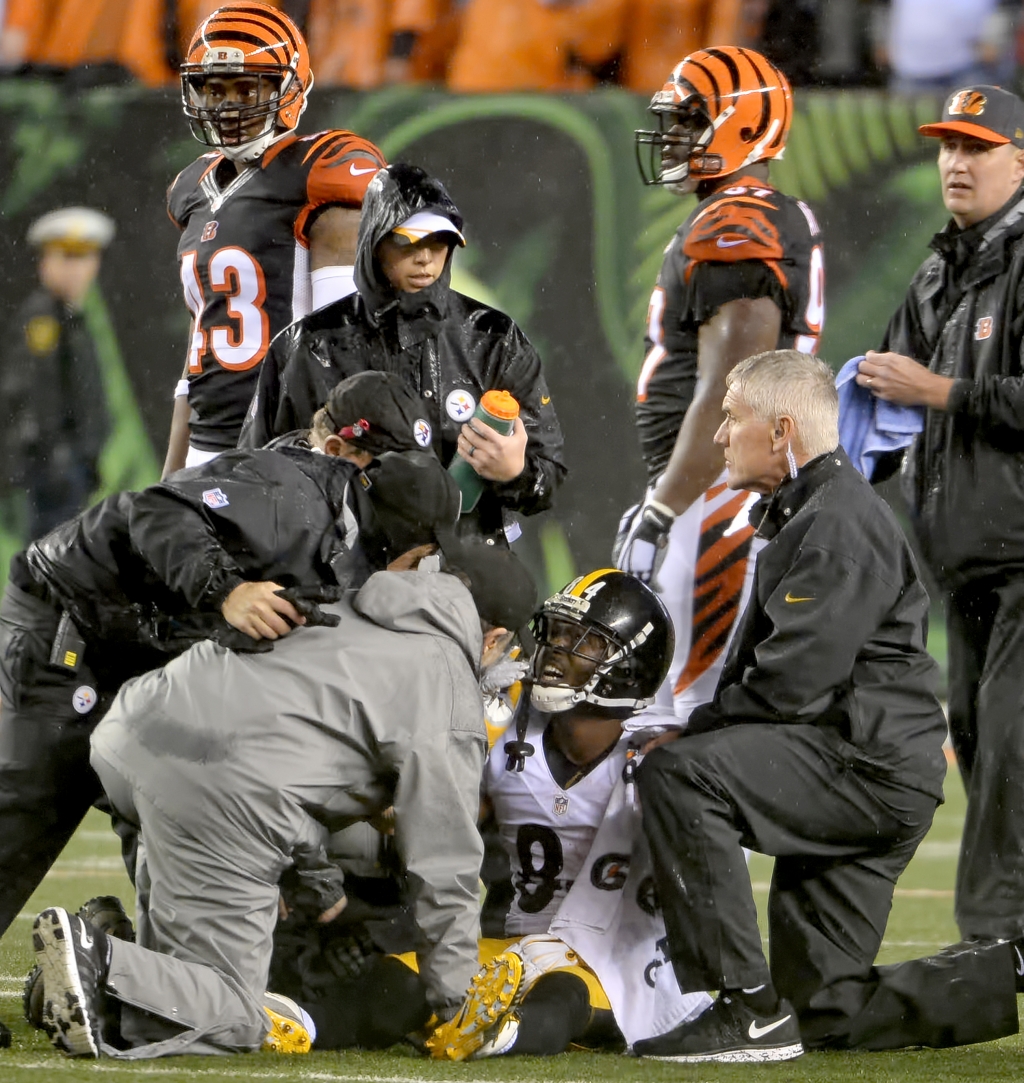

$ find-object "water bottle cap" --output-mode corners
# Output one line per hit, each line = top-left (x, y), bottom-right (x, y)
(480, 389), (520, 421)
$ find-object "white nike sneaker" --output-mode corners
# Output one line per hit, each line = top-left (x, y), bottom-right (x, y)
(633, 993), (803, 1063)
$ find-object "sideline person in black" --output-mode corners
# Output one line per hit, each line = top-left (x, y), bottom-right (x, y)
(0, 374), (458, 941)
(633, 351), (1019, 1063)
(0, 207), (115, 539)
(239, 163), (566, 545)
(856, 86), (1024, 946)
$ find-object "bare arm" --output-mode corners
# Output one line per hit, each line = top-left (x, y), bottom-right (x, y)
(162, 391), (191, 479)
(653, 295), (782, 514)
(309, 205), (361, 268)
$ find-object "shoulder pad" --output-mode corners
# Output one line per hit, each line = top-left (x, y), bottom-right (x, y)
(683, 192), (784, 265)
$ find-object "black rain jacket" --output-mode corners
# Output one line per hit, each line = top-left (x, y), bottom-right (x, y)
(882, 188), (1024, 589)
(239, 163), (566, 540)
(688, 450), (947, 800)
(17, 447), (367, 669)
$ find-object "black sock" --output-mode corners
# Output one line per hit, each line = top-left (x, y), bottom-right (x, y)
(304, 955), (430, 1049)
(726, 983), (780, 1017)
(510, 972), (592, 1055)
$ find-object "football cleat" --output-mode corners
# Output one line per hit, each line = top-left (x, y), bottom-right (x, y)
(262, 991), (314, 1053)
(426, 952), (523, 1061)
(32, 907), (110, 1058)
(25, 895), (134, 1031)
(633, 992), (803, 1063)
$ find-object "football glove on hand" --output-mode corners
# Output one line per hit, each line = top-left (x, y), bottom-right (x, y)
(273, 585), (345, 628)
(612, 495), (675, 586)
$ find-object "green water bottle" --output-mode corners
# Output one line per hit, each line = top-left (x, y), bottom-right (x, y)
(448, 389), (520, 513)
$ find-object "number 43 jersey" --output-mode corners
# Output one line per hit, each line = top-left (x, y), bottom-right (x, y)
(635, 177), (825, 483)
(168, 129), (385, 451)
(485, 720), (628, 938)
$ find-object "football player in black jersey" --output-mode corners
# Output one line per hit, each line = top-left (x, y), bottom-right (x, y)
(615, 46), (825, 722)
(163, 2), (386, 476)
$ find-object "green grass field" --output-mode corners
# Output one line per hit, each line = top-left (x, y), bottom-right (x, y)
(2, 763), (1022, 1082)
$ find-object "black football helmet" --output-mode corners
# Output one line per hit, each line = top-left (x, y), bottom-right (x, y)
(530, 569), (673, 713)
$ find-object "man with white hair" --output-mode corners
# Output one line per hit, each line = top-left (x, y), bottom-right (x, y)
(632, 350), (1020, 1061)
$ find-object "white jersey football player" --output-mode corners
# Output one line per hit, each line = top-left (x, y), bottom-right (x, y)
(429, 569), (711, 1061)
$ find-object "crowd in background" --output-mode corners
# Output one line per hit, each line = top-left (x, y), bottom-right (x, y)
(4, 0), (1024, 95)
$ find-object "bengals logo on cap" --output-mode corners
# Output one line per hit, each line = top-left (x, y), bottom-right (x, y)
(949, 90), (987, 117)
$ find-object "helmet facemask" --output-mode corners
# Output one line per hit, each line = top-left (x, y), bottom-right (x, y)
(635, 97), (722, 191)
(181, 47), (309, 163)
(529, 613), (642, 714)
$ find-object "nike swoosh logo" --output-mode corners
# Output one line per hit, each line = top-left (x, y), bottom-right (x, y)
(784, 592), (814, 603)
(1015, 946), (1024, 976)
(749, 1015), (791, 1040)
(349, 163), (378, 176)
(716, 237), (748, 248)
(79, 924), (94, 950)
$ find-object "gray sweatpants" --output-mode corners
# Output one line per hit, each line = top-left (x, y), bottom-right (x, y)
(92, 753), (282, 1058)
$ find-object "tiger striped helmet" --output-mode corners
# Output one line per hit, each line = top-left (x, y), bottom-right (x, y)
(181, 2), (312, 162)
(636, 46), (792, 189)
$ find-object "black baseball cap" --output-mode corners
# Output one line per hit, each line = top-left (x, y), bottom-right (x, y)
(324, 372), (433, 456)
(919, 85), (1024, 147)
(359, 450), (462, 562)
(438, 536), (538, 636)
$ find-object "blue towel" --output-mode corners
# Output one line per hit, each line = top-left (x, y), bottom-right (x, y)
(836, 356), (924, 481)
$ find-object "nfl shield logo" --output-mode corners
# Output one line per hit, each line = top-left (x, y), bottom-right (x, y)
(553, 795), (569, 816)
(202, 487), (230, 509)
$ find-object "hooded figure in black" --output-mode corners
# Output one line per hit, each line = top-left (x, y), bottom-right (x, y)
(239, 163), (566, 543)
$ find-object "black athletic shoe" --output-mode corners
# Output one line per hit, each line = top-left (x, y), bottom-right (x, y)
(25, 895), (133, 1032)
(633, 993), (804, 1063)
(32, 906), (110, 1057)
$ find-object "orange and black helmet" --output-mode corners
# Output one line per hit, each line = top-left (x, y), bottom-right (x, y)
(181, 2), (312, 160)
(636, 46), (793, 189)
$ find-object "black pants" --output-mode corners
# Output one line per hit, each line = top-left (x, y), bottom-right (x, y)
(638, 723), (1018, 1049)
(0, 584), (119, 937)
(947, 574), (1024, 940)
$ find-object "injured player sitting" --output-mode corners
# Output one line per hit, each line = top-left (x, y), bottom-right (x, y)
(428, 569), (712, 1060)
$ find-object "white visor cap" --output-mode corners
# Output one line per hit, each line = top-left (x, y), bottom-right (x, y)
(391, 211), (465, 247)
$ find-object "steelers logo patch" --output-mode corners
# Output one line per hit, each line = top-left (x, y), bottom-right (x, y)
(25, 315), (60, 355)
(72, 685), (98, 715)
(413, 418), (432, 448)
(445, 388), (476, 422)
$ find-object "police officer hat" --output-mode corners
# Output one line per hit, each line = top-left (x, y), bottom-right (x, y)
(27, 207), (116, 253)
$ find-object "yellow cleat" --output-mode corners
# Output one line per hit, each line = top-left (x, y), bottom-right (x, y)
(427, 952), (523, 1061)
(261, 992), (313, 1054)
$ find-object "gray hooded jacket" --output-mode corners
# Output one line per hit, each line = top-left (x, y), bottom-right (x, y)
(91, 568), (487, 1011)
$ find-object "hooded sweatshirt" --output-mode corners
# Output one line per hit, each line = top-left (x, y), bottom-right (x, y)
(91, 568), (487, 1012)
(240, 164), (566, 541)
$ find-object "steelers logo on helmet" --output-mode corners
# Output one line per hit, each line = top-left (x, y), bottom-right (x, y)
(635, 46), (792, 191)
(446, 388), (476, 422)
(413, 418), (432, 447)
(529, 568), (674, 714)
(180, 2), (313, 164)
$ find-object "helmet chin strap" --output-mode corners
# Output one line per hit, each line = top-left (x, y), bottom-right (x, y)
(530, 682), (587, 714)
(217, 124), (281, 163)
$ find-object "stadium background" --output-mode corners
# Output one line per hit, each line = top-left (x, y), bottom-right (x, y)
(0, 84), (947, 611)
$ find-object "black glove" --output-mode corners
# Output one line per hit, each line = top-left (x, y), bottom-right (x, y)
(280, 862), (348, 922)
(273, 585), (346, 628)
